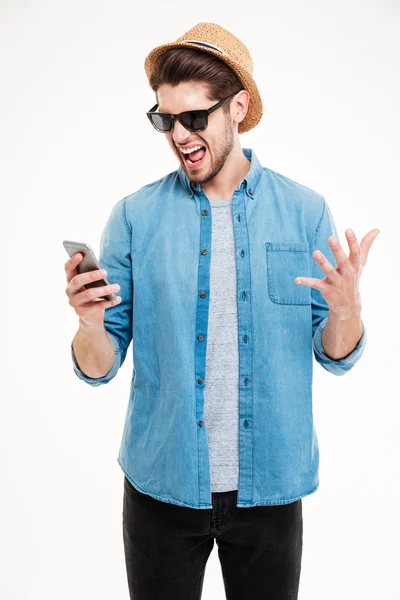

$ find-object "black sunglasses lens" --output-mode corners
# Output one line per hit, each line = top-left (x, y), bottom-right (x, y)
(150, 113), (173, 132)
(180, 111), (207, 131)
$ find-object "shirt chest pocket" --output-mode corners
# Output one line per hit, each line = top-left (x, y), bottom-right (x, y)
(265, 241), (311, 305)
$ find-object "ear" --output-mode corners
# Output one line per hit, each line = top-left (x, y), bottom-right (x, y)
(234, 90), (250, 124)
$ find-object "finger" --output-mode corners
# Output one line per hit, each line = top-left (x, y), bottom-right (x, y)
(294, 276), (326, 291)
(65, 252), (83, 283)
(70, 283), (119, 307)
(70, 267), (107, 293)
(74, 296), (122, 316)
(327, 236), (349, 269)
(360, 228), (381, 264)
(344, 229), (361, 270)
(79, 295), (122, 309)
(312, 248), (338, 278)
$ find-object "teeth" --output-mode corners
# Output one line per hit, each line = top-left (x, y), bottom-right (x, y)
(180, 145), (204, 154)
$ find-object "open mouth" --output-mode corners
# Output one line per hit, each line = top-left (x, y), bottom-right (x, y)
(181, 146), (207, 168)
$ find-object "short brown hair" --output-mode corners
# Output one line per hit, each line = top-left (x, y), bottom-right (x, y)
(148, 47), (243, 115)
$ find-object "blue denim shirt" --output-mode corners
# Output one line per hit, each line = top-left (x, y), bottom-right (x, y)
(71, 147), (367, 509)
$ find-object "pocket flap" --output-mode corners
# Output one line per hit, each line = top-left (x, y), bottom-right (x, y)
(266, 241), (309, 252)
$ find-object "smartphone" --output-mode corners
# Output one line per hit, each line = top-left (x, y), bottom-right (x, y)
(63, 240), (117, 301)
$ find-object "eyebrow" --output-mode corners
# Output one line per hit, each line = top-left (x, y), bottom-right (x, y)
(158, 107), (193, 114)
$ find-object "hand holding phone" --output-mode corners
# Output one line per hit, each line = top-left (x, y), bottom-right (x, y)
(63, 240), (121, 327)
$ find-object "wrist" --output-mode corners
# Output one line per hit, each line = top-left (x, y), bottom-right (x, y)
(78, 317), (106, 333)
(328, 304), (362, 323)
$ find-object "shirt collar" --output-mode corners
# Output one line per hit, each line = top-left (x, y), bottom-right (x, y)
(177, 147), (263, 200)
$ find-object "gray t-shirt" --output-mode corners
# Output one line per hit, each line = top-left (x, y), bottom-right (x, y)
(204, 197), (239, 492)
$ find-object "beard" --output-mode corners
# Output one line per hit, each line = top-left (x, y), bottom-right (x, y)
(182, 117), (235, 185)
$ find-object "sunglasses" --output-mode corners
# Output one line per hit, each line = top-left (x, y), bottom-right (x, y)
(146, 90), (242, 133)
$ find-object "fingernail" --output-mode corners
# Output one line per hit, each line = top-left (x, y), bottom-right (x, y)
(347, 229), (354, 236)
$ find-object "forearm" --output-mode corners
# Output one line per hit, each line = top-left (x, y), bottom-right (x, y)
(321, 307), (363, 361)
(72, 320), (115, 378)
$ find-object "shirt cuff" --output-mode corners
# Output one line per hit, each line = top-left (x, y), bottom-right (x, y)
(71, 330), (122, 386)
(313, 316), (367, 374)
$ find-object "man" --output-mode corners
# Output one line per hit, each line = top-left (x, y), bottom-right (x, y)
(66, 22), (379, 600)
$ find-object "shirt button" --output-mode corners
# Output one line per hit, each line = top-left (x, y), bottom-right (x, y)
(198, 378), (203, 384)
(197, 334), (204, 341)
(249, 189), (254, 195)
(199, 420), (204, 427)
(201, 248), (207, 255)
(200, 291), (206, 298)
(201, 209), (208, 216)
(240, 249), (244, 257)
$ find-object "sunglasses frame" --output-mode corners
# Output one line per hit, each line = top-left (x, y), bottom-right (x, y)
(146, 90), (242, 133)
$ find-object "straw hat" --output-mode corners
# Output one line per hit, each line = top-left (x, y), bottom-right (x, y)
(143, 22), (263, 134)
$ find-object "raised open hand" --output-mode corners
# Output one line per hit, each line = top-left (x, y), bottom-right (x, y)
(294, 228), (380, 320)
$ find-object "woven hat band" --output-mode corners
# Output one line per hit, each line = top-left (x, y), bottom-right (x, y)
(183, 40), (225, 54)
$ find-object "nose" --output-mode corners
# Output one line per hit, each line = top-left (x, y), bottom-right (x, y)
(172, 118), (192, 144)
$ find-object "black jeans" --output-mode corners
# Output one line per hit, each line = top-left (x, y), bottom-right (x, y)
(122, 475), (303, 600)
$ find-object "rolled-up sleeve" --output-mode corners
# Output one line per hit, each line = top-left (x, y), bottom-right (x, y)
(70, 331), (122, 387)
(313, 316), (367, 376)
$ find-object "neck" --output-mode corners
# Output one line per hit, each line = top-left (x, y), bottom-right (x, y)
(201, 147), (251, 201)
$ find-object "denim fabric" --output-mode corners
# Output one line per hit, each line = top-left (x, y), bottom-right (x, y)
(71, 147), (367, 509)
(122, 475), (303, 600)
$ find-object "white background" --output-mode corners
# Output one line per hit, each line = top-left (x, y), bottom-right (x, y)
(1, 1), (399, 598)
